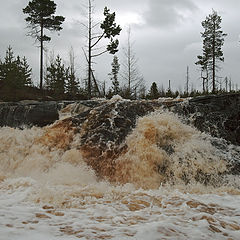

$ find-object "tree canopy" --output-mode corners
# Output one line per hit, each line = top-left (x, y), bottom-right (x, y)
(0, 46), (32, 89)
(23, 0), (65, 89)
(196, 9), (227, 93)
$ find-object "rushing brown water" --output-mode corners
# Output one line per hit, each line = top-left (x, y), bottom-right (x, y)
(0, 110), (240, 239)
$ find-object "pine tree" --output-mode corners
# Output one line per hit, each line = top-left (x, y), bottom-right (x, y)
(196, 10), (227, 93)
(23, 0), (65, 90)
(109, 55), (120, 95)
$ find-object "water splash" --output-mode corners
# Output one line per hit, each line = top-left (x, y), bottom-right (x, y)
(114, 111), (227, 188)
(0, 111), (238, 205)
(1, 111), (240, 239)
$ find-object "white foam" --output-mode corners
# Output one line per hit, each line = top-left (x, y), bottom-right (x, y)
(0, 111), (240, 239)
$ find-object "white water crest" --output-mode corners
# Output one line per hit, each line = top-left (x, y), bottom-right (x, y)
(0, 111), (240, 239)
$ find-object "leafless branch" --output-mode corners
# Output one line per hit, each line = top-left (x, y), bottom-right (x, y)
(91, 49), (108, 58)
(91, 33), (104, 48)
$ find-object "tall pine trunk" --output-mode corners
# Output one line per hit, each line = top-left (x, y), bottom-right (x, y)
(88, 0), (92, 99)
(127, 28), (131, 96)
(40, 19), (43, 90)
(212, 19), (216, 93)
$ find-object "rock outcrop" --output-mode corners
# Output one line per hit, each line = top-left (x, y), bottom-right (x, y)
(35, 96), (240, 185)
(1, 94), (240, 182)
(173, 93), (240, 145)
(73, 100), (156, 178)
(41, 100), (158, 179)
(0, 101), (59, 128)
(2, 93), (239, 146)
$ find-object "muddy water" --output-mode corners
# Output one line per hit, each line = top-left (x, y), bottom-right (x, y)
(0, 112), (240, 239)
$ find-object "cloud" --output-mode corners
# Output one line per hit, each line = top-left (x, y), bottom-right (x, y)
(145, 0), (198, 28)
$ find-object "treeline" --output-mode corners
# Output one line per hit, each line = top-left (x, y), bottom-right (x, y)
(0, 46), (32, 89)
(0, 46), (238, 101)
(0, 46), (35, 101)
(0, 0), (239, 101)
(146, 81), (239, 100)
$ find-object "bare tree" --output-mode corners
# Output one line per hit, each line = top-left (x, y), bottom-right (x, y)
(185, 66), (190, 95)
(66, 47), (79, 97)
(82, 0), (121, 98)
(121, 27), (143, 99)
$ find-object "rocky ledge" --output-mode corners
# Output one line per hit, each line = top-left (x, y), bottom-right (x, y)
(34, 94), (240, 186)
(173, 93), (240, 146)
(0, 101), (59, 128)
(0, 100), (103, 128)
(1, 94), (239, 184)
(1, 94), (239, 146)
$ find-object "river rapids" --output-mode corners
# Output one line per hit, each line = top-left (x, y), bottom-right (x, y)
(0, 101), (240, 240)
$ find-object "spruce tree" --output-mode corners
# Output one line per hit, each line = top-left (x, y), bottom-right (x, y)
(0, 46), (16, 87)
(196, 10), (227, 93)
(0, 46), (32, 89)
(16, 56), (32, 87)
(109, 55), (120, 95)
(66, 68), (79, 98)
(45, 55), (66, 96)
(23, 0), (65, 90)
(148, 82), (159, 99)
(20, 56), (32, 86)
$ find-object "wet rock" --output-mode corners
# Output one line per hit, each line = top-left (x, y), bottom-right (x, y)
(72, 100), (155, 178)
(1, 94), (239, 180)
(0, 101), (59, 128)
(1, 94), (239, 146)
(0, 100), (104, 128)
(58, 100), (104, 114)
(209, 137), (240, 175)
(173, 93), (240, 146)
(38, 99), (158, 178)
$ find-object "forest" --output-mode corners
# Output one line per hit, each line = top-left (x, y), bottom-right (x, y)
(0, 0), (239, 101)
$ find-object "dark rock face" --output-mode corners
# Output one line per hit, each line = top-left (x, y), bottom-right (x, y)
(1, 94), (239, 144)
(0, 101), (59, 128)
(208, 137), (240, 175)
(71, 100), (156, 178)
(1, 94), (239, 147)
(173, 93), (240, 146)
(78, 101), (154, 147)
(1, 94), (240, 182)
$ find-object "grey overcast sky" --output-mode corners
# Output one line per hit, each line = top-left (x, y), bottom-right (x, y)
(0, 0), (240, 91)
